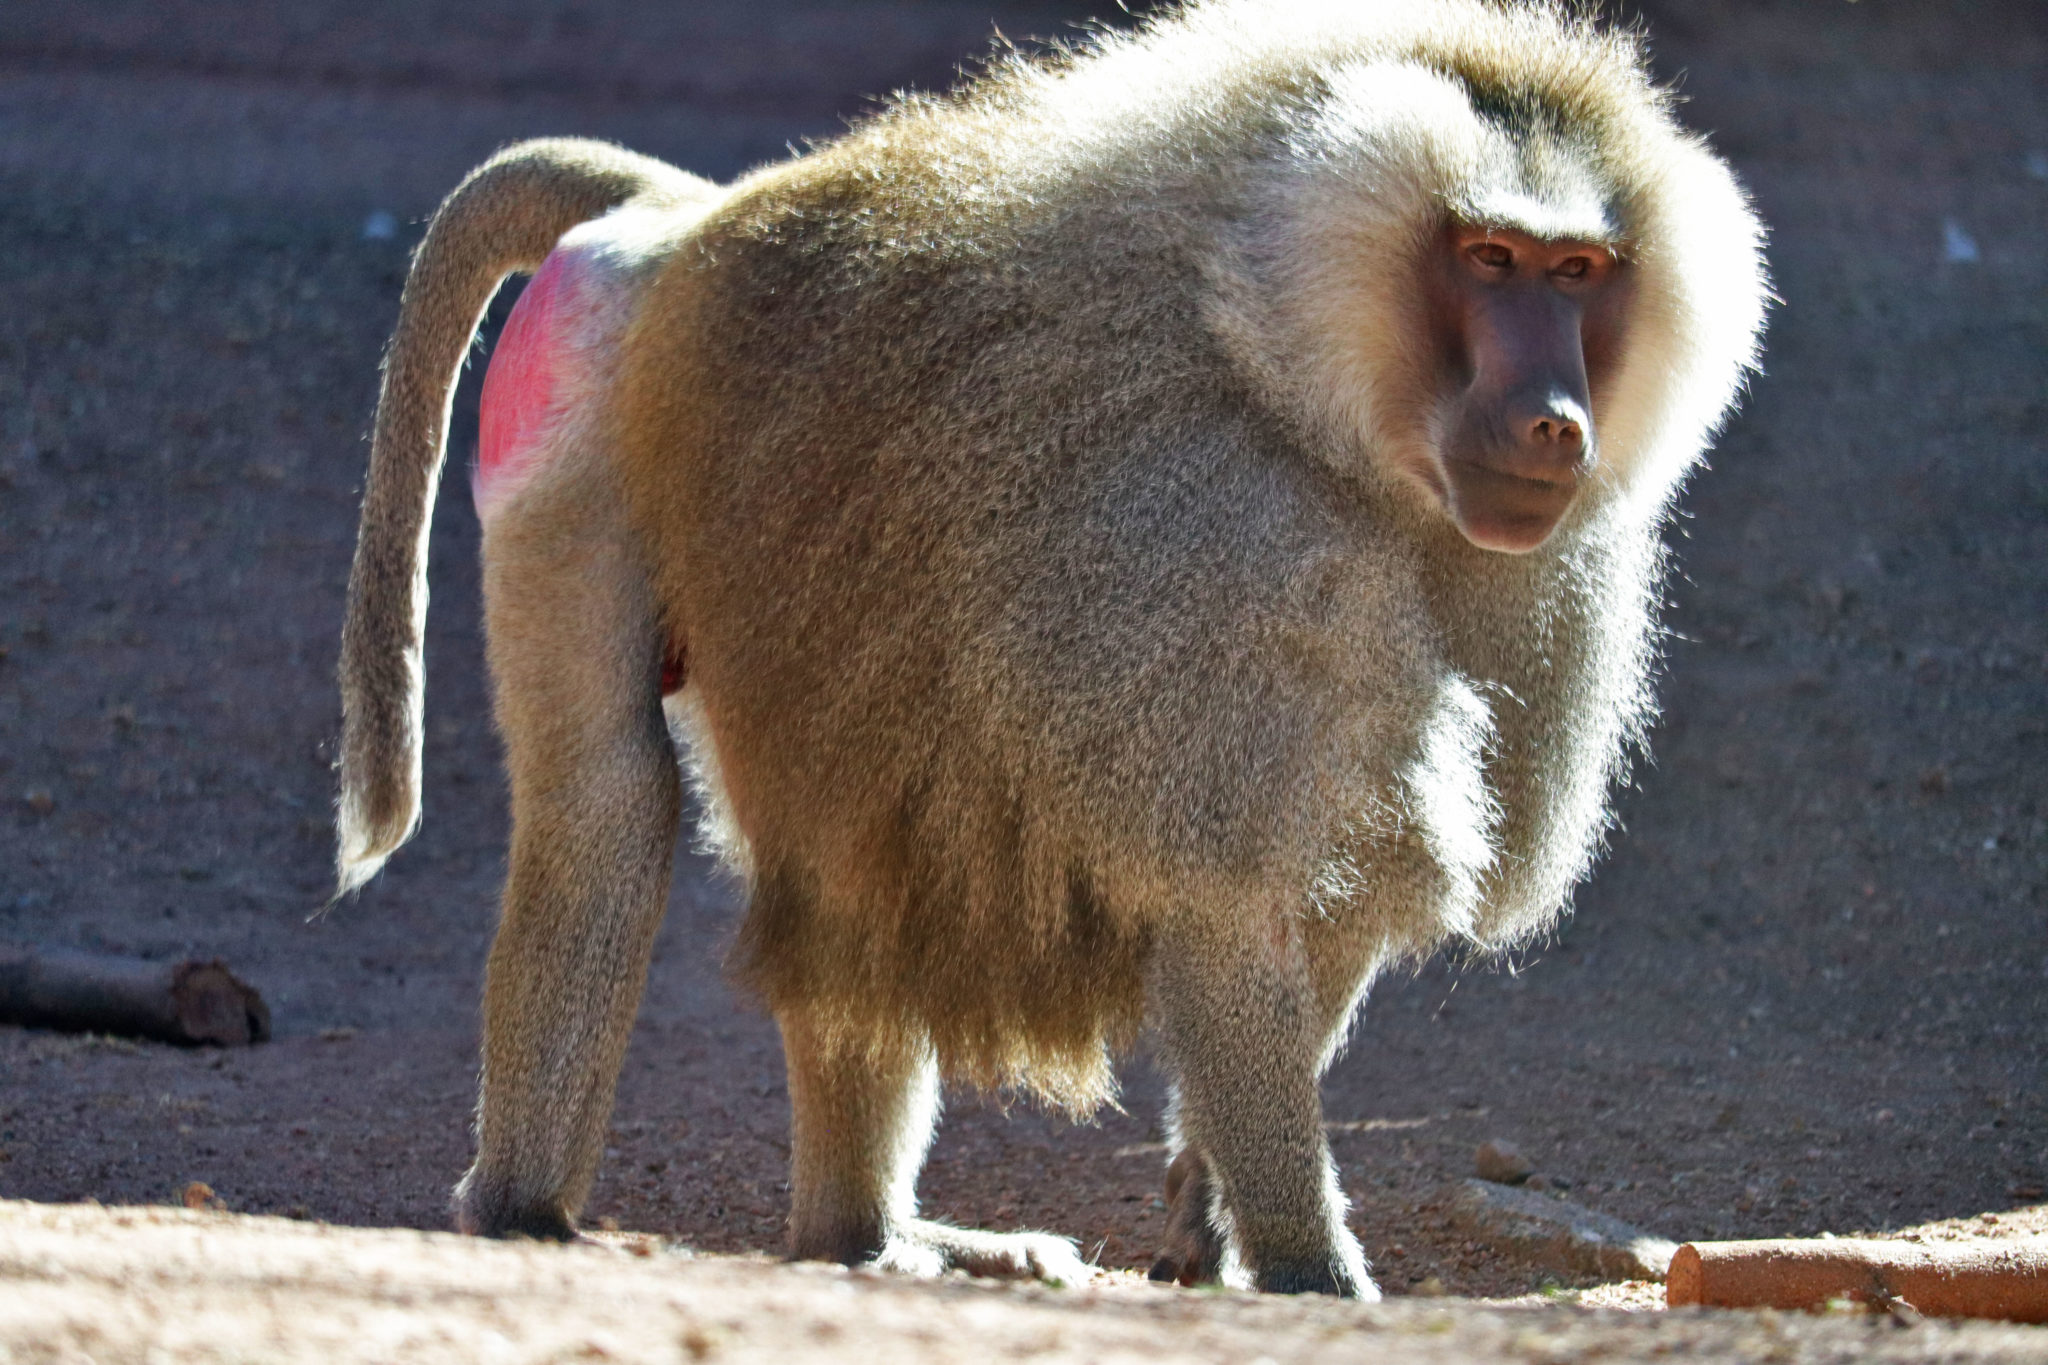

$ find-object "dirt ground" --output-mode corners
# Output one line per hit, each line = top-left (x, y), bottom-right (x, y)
(1, 0), (2044, 1356)
(12, 1202), (2048, 1365)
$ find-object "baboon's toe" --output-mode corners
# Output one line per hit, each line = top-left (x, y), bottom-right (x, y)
(1016, 1233), (1092, 1286)
(1147, 1236), (1223, 1287)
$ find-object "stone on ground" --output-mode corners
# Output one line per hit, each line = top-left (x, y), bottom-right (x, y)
(1449, 1178), (1680, 1283)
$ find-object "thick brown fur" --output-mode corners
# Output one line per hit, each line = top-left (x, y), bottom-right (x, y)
(337, 0), (1766, 1296)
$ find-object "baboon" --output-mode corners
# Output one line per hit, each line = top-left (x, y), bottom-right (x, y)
(336, 0), (1767, 1296)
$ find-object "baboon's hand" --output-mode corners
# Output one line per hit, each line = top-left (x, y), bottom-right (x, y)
(1146, 1149), (1380, 1298)
(873, 1219), (1094, 1286)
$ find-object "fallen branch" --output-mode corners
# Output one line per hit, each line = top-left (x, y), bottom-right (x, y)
(1667, 1237), (2048, 1322)
(0, 947), (270, 1046)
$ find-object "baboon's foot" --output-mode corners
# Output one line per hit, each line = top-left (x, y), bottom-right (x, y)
(868, 1219), (1092, 1285)
(1148, 1148), (1225, 1286)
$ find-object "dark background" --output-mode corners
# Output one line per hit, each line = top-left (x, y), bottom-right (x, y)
(0, 0), (2043, 1295)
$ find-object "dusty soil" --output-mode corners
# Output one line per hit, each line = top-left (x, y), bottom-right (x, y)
(0, 0), (2044, 1352)
(13, 1201), (2048, 1365)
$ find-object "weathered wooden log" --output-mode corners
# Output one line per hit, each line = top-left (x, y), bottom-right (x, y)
(1668, 1237), (2048, 1322)
(0, 947), (270, 1046)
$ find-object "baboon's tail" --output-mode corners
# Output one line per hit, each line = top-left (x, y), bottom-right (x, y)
(335, 138), (703, 898)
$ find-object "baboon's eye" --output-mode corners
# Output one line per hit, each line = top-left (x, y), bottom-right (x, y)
(1468, 241), (1515, 273)
(1552, 255), (1594, 281)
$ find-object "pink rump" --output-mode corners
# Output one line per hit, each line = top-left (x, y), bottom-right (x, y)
(476, 249), (582, 509)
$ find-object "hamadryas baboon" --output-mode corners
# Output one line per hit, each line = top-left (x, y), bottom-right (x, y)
(335, 0), (1767, 1295)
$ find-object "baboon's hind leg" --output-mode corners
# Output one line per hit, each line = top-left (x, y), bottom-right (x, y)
(1148, 1146), (1224, 1286)
(454, 474), (681, 1239)
(780, 1007), (1090, 1283)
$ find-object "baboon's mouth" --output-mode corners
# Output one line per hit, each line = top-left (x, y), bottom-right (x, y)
(1443, 457), (1580, 553)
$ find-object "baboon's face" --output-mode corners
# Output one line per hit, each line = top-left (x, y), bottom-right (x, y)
(1423, 223), (1631, 552)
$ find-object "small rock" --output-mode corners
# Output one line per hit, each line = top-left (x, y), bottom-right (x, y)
(1475, 1139), (1533, 1185)
(1450, 1179), (1678, 1282)
(22, 789), (54, 817)
(361, 210), (400, 242)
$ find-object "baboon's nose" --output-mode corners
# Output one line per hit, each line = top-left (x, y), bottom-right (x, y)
(1506, 390), (1591, 481)
(1525, 411), (1582, 450)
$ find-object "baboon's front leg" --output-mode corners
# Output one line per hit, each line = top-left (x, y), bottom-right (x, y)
(780, 1009), (1088, 1283)
(1152, 910), (1383, 1289)
(1149, 910), (1377, 1297)
(453, 487), (681, 1240)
